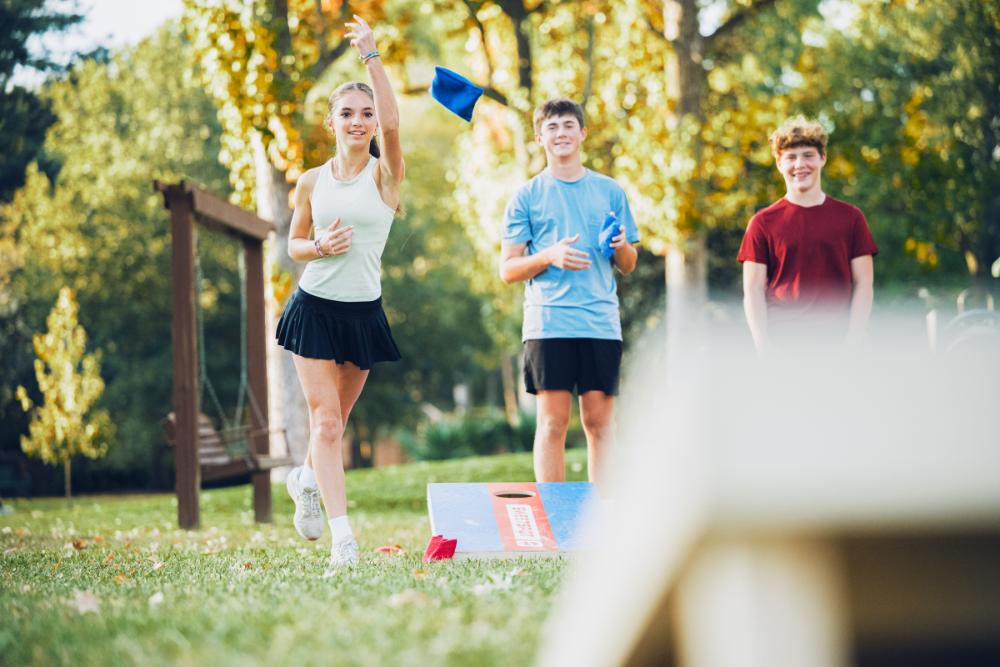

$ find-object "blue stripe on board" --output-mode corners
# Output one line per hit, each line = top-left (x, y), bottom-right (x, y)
(427, 483), (503, 553)
(537, 482), (595, 550)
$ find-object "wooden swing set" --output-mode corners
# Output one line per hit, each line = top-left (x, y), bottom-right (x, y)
(155, 180), (291, 529)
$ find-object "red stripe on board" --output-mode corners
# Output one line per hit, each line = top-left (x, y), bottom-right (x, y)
(488, 482), (558, 552)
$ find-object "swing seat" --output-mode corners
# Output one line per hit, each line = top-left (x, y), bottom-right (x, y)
(162, 412), (292, 483)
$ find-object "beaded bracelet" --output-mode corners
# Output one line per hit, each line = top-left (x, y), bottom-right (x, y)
(314, 238), (326, 257)
(361, 50), (380, 64)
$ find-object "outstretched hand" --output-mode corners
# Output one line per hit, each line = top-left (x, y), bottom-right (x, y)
(546, 234), (592, 271)
(345, 15), (377, 57)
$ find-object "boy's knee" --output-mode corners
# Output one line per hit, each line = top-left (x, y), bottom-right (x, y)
(581, 413), (611, 435)
(537, 413), (570, 439)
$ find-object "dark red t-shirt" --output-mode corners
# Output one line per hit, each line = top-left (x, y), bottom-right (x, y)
(737, 196), (878, 326)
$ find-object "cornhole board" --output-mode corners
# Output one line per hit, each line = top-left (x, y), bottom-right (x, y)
(427, 482), (596, 558)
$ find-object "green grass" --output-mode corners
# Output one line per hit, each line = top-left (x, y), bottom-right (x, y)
(0, 451), (588, 667)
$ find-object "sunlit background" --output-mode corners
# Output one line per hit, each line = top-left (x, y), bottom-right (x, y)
(1, 0), (997, 665)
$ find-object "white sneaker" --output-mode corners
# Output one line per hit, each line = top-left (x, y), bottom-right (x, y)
(286, 466), (323, 541)
(329, 535), (360, 569)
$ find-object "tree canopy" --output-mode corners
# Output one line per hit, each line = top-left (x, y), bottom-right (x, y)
(0, 0), (85, 202)
(1, 0), (997, 491)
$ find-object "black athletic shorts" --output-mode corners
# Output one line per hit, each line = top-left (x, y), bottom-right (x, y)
(522, 338), (623, 396)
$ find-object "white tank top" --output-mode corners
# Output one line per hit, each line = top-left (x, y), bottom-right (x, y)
(298, 156), (395, 301)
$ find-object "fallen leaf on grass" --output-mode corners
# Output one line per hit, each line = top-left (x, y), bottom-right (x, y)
(114, 573), (129, 585)
(375, 545), (404, 554)
(243, 561), (253, 570)
(71, 590), (100, 614)
(102, 553), (114, 567)
(51, 560), (62, 574)
(93, 535), (105, 544)
(412, 568), (428, 579)
(71, 539), (87, 551)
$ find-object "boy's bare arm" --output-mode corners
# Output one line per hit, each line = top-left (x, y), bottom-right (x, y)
(742, 261), (769, 356)
(846, 254), (874, 345)
(499, 236), (592, 284)
(609, 225), (637, 274)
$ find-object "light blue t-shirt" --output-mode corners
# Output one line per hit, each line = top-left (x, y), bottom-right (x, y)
(502, 169), (640, 341)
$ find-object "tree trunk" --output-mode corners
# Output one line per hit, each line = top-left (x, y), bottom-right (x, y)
(663, 0), (709, 347)
(665, 233), (708, 359)
(63, 458), (71, 499)
(253, 135), (310, 467)
(497, 0), (533, 95)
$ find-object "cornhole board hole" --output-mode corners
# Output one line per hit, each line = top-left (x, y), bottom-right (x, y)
(427, 482), (596, 558)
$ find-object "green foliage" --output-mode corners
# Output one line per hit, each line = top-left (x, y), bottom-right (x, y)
(0, 0), (84, 202)
(16, 288), (113, 495)
(5, 0), (998, 495)
(0, 0), (83, 79)
(0, 24), (232, 492)
(434, 0), (999, 297)
(798, 0), (1000, 281)
(0, 451), (588, 666)
(0, 87), (57, 203)
(399, 409), (538, 460)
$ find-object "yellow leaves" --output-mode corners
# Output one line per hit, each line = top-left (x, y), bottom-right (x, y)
(185, 0), (357, 194)
(708, 69), (732, 94)
(905, 238), (938, 268)
(270, 263), (294, 307)
(826, 154), (856, 179)
(15, 386), (33, 412)
(18, 287), (112, 468)
(860, 145), (881, 163)
(706, 151), (743, 190)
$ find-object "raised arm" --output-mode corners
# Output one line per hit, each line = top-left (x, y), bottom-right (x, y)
(345, 16), (403, 190)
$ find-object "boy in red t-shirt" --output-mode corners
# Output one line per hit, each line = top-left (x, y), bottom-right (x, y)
(738, 116), (878, 354)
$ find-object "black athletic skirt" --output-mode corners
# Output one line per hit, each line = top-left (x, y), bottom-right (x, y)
(276, 288), (401, 370)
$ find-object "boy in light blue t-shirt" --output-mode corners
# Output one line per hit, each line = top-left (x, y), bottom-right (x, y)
(500, 98), (640, 486)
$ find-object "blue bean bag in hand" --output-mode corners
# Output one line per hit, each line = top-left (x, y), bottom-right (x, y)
(430, 67), (484, 122)
(598, 212), (619, 259)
